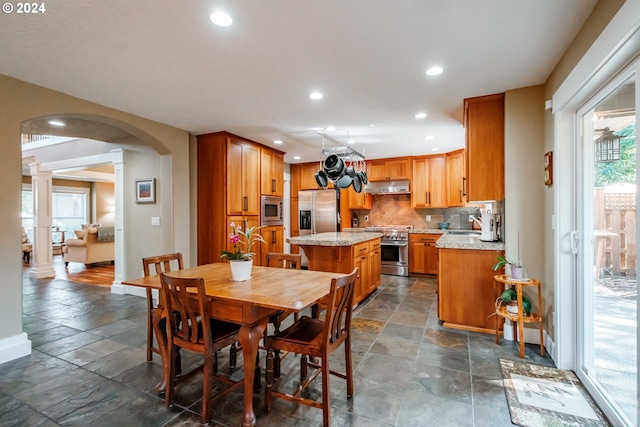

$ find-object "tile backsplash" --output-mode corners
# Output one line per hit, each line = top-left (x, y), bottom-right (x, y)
(352, 194), (502, 230)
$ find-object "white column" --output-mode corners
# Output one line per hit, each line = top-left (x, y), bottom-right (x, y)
(110, 149), (129, 294)
(29, 164), (55, 279)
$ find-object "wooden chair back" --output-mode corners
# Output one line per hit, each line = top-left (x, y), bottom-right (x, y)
(324, 268), (357, 351)
(160, 274), (209, 352)
(265, 252), (302, 269)
(143, 252), (184, 276)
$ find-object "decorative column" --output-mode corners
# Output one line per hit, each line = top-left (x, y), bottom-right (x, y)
(29, 164), (55, 279)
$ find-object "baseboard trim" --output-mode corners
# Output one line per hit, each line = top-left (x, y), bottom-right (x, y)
(0, 333), (31, 365)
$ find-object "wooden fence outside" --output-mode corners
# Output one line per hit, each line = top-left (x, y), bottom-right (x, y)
(594, 187), (636, 277)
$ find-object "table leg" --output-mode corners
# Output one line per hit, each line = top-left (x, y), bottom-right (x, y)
(152, 307), (169, 393)
(239, 321), (267, 427)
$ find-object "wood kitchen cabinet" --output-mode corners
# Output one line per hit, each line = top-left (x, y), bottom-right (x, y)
(438, 248), (504, 333)
(290, 162), (321, 194)
(261, 149), (284, 196)
(367, 157), (412, 181)
(295, 237), (381, 306)
(411, 155), (446, 208)
(227, 137), (261, 216)
(409, 234), (439, 275)
(464, 93), (504, 201)
(259, 225), (284, 266)
(346, 185), (372, 209)
(446, 149), (466, 207)
(197, 131), (282, 266)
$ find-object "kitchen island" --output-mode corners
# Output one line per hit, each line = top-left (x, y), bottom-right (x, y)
(436, 231), (505, 334)
(288, 232), (383, 305)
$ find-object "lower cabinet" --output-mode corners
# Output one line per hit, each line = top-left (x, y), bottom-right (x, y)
(409, 234), (439, 275)
(297, 238), (381, 306)
(259, 225), (284, 266)
(438, 248), (504, 333)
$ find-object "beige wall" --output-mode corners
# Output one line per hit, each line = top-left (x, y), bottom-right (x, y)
(0, 74), (191, 361)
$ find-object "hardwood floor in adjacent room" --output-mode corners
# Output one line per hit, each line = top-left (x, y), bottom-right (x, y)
(23, 255), (115, 287)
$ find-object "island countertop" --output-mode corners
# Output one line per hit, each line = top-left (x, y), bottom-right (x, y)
(287, 232), (383, 247)
(436, 232), (505, 251)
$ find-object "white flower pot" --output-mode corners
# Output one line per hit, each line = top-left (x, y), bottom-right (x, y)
(229, 259), (253, 281)
(510, 266), (524, 279)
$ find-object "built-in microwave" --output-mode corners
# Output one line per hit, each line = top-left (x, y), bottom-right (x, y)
(261, 195), (284, 226)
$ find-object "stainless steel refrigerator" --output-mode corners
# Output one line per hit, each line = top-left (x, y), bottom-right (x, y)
(298, 189), (341, 236)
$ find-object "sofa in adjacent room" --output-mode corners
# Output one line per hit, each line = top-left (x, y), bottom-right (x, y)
(63, 226), (115, 267)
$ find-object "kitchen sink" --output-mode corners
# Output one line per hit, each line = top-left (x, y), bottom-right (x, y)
(446, 230), (481, 236)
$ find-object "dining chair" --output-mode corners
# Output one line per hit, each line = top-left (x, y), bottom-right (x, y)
(255, 252), (303, 385)
(264, 268), (358, 427)
(160, 273), (244, 424)
(142, 253), (184, 362)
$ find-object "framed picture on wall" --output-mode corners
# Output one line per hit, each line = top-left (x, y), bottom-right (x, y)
(135, 178), (155, 204)
(544, 151), (553, 186)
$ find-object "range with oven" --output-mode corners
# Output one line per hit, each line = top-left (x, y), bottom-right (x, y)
(364, 225), (413, 276)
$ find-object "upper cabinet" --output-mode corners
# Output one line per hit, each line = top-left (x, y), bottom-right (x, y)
(291, 162), (321, 195)
(227, 138), (261, 216)
(367, 157), (412, 181)
(446, 149), (466, 207)
(412, 155), (446, 208)
(464, 93), (504, 201)
(261, 149), (284, 196)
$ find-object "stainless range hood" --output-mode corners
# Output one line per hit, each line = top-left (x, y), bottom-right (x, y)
(364, 180), (411, 194)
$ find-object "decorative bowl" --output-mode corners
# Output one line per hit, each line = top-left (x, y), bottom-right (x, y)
(438, 222), (450, 229)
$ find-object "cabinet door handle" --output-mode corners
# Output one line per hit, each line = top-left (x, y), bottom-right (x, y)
(427, 192), (431, 204)
(462, 177), (467, 197)
(243, 196), (248, 211)
(272, 179), (276, 193)
(272, 230), (276, 244)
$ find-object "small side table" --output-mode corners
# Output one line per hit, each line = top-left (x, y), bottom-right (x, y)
(494, 274), (544, 358)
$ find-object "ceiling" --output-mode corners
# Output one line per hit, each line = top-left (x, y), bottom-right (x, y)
(1, 0), (598, 164)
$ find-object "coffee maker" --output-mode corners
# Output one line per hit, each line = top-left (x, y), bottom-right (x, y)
(480, 211), (501, 242)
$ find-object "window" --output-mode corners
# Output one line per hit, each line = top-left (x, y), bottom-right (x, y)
(22, 185), (89, 242)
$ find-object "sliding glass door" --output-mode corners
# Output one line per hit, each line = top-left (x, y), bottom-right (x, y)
(577, 71), (637, 426)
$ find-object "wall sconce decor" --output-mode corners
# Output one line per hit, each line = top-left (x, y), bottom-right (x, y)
(135, 178), (156, 204)
(544, 151), (553, 186)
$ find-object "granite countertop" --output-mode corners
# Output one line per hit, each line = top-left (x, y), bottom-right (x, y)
(409, 228), (448, 234)
(287, 232), (383, 247)
(436, 232), (505, 251)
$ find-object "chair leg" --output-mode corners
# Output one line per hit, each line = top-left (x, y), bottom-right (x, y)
(264, 348), (274, 413)
(345, 336), (354, 398)
(164, 344), (177, 408)
(321, 354), (331, 427)
(300, 354), (308, 382)
(146, 289), (154, 362)
(229, 342), (237, 369)
(202, 352), (214, 424)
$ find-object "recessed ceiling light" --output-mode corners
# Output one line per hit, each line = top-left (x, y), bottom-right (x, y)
(309, 91), (323, 100)
(430, 147), (439, 152)
(274, 140), (283, 145)
(424, 135), (434, 140)
(347, 139), (355, 144)
(210, 11), (232, 27)
(48, 120), (65, 127)
(293, 156), (301, 160)
(325, 126), (335, 131)
(415, 112), (427, 119)
(426, 66), (443, 76)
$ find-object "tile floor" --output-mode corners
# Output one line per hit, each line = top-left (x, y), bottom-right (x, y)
(1, 267), (555, 426)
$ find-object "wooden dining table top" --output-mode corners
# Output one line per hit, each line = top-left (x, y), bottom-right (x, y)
(122, 262), (346, 313)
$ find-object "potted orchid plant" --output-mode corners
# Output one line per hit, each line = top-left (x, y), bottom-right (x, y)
(221, 221), (265, 281)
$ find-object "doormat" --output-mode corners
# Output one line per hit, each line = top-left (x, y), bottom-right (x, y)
(500, 359), (611, 427)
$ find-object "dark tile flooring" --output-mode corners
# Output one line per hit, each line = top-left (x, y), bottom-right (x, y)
(2, 267), (555, 426)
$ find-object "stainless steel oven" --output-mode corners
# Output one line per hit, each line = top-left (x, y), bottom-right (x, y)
(365, 225), (411, 276)
(261, 195), (284, 226)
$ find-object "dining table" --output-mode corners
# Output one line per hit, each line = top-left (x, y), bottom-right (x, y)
(122, 262), (346, 427)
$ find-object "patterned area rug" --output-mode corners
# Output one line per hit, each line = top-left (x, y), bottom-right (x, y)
(500, 359), (611, 427)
